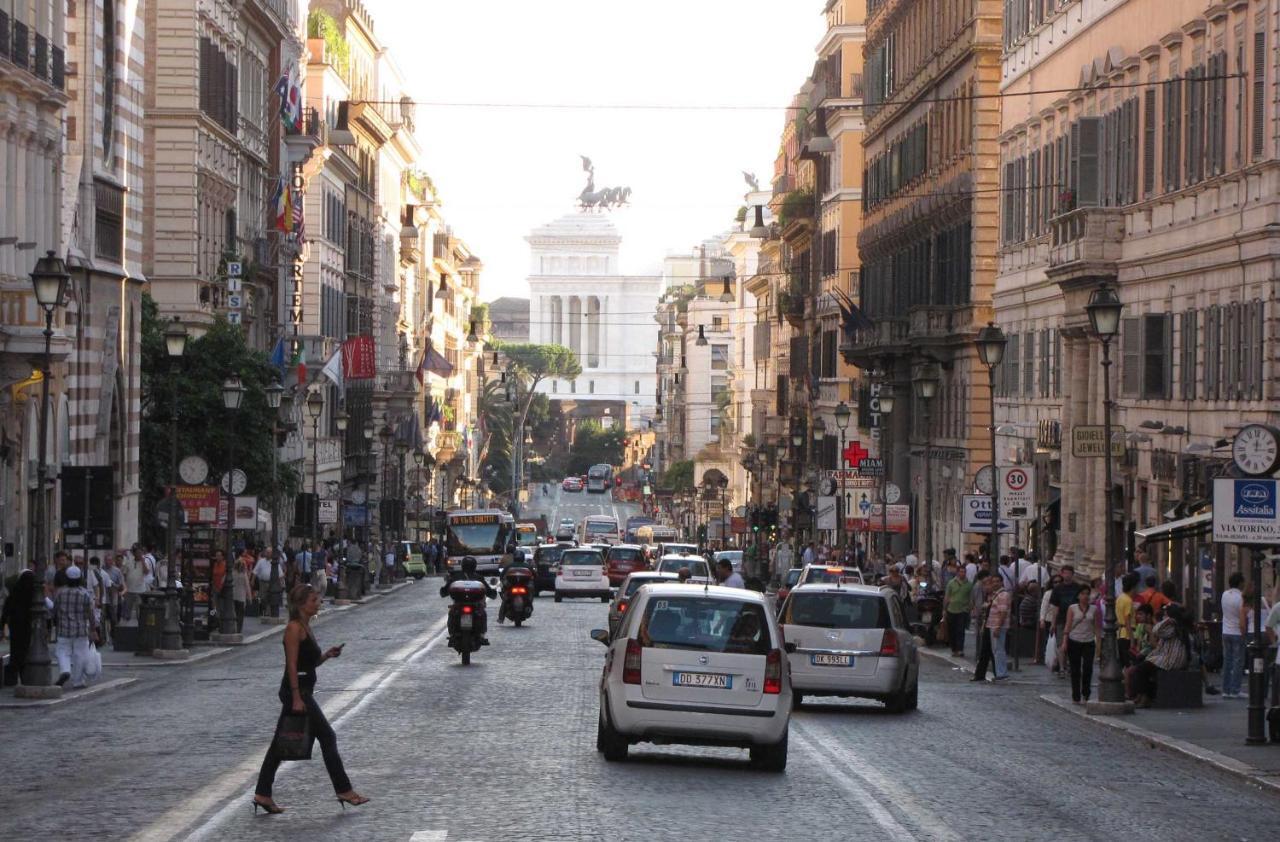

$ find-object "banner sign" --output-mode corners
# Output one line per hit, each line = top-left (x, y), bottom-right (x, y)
(318, 499), (339, 524)
(848, 504), (910, 533)
(233, 496), (258, 530)
(171, 484), (220, 525)
(342, 335), (377, 380)
(1071, 425), (1126, 458)
(1213, 478), (1280, 544)
(816, 496), (838, 531)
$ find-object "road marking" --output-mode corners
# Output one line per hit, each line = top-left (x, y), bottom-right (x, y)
(791, 724), (916, 839)
(409, 832), (448, 842)
(793, 721), (958, 841)
(131, 616), (449, 842)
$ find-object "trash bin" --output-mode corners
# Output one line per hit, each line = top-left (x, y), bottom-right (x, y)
(136, 593), (166, 656)
(346, 563), (366, 599)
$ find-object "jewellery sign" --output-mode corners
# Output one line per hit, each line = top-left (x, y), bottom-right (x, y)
(1212, 479), (1280, 544)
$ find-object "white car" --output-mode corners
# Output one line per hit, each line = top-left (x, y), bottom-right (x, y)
(554, 548), (612, 602)
(591, 583), (791, 770)
(714, 550), (744, 574)
(659, 542), (699, 557)
(654, 553), (712, 584)
(780, 582), (919, 712)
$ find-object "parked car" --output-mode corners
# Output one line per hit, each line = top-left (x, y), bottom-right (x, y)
(779, 582), (920, 712)
(606, 571), (678, 637)
(591, 583), (791, 770)
(604, 544), (649, 586)
(555, 548), (612, 602)
(399, 541), (427, 579)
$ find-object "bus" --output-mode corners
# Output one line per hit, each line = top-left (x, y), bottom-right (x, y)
(512, 522), (542, 562)
(579, 514), (621, 545)
(624, 515), (655, 543)
(444, 509), (514, 577)
(586, 464), (613, 494)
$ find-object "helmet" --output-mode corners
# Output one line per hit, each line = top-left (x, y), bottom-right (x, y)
(460, 556), (479, 577)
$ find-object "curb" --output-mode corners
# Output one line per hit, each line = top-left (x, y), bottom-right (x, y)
(1038, 693), (1280, 796)
(919, 645), (1050, 686)
(0, 677), (139, 708)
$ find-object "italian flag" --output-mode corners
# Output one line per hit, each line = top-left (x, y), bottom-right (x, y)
(291, 342), (306, 385)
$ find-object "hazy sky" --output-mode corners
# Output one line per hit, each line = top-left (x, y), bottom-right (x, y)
(363, 0), (826, 302)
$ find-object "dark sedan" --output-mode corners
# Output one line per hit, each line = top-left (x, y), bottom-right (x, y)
(532, 541), (575, 594)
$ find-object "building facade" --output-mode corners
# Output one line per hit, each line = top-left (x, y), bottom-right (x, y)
(995, 0), (1279, 596)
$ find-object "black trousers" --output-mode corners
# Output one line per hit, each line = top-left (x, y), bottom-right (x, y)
(1067, 639), (1096, 702)
(234, 600), (246, 633)
(256, 686), (352, 798)
(973, 629), (994, 680)
(946, 612), (967, 655)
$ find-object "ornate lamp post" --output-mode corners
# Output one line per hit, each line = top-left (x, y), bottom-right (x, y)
(913, 363), (940, 576)
(975, 322), (1008, 580)
(20, 253), (70, 691)
(834, 401), (852, 559)
(716, 473), (729, 548)
(395, 435), (409, 581)
(158, 317), (189, 653)
(878, 385), (896, 559)
(413, 447), (425, 543)
(258, 380), (284, 619)
(812, 417), (827, 545)
(379, 423), (393, 583)
(334, 407), (349, 547)
(1085, 282), (1128, 712)
(362, 418), (375, 548)
(218, 375), (245, 639)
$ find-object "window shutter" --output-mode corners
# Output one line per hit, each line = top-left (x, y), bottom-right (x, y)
(1039, 328), (1050, 398)
(1053, 329), (1062, 396)
(1007, 334), (1020, 397)
(1023, 328), (1035, 395)
(1204, 306), (1219, 399)
(1224, 302), (1240, 399)
(1241, 300), (1255, 398)
(1180, 310), (1197, 400)
(1121, 317), (1141, 397)
(1253, 31), (1266, 159)
(1250, 300), (1265, 400)
(1075, 117), (1101, 206)
(1139, 314), (1171, 400)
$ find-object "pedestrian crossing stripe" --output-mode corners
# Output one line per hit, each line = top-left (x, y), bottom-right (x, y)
(409, 832), (481, 842)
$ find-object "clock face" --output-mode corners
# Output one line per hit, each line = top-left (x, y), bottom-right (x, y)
(881, 482), (901, 504)
(975, 465), (995, 495)
(178, 456), (209, 485)
(220, 469), (248, 496)
(1232, 425), (1280, 476)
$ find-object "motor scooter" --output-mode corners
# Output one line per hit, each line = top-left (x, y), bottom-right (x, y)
(914, 582), (944, 646)
(443, 579), (490, 665)
(500, 567), (535, 627)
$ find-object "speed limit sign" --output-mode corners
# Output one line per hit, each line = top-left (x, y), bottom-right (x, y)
(999, 466), (1035, 519)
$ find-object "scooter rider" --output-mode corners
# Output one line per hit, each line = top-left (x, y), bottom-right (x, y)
(440, 556), (497, 643)
(497, 553), (535, 625)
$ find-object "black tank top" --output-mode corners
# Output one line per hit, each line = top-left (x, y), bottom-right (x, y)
(282, 628), (323, 693)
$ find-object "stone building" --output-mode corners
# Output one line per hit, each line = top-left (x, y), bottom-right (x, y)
(995, 0), (1279, 596)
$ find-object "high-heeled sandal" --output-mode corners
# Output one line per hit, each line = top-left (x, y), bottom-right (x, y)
(252, 798), (284, 815)
(335, 793), (370, 809)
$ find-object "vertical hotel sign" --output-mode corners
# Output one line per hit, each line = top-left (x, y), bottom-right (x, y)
(288, 162), (305, 340)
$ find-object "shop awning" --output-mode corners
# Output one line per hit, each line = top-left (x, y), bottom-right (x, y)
(1134, 511), (1212, 543)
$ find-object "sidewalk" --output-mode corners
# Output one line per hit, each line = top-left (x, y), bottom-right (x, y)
(1, 578), (418, 707)
(920, 624), (1280, 793)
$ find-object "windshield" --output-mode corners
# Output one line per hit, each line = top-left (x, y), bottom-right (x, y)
(784, 569), (803, 587)
(664, 544), (697, 556)
(585, 520), (618, 535)
(624, 576), (666, 597)
(588, 465), (611, 479)
(535, 545), (569, 564)
(782, 592), (889, 630)
(639, 597), (771, 655)
(657, 558), (709, 577)
(516, 528), (540, 546)
(446, 519), (509, 556)
(608, 548), (643, 564)
(562, 551), (603, 566)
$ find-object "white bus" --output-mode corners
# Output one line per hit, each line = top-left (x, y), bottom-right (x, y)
(444, 509), (514, 577)
(586, 463), (613, 493)
(579, 514), (621, 545)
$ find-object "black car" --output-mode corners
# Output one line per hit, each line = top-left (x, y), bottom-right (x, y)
(532, 542), (575, 595)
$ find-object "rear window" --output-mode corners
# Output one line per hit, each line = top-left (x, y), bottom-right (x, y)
(782, 592), (889, 630)
(802, 567), (862, 585)
(657, 558), (709, 577)
(608, 548), (643, 564)
(585, 521), (618, 535)
(562, 551), (602, 566)
(639, 597), (772, 655)
(535, 545), (568, 563)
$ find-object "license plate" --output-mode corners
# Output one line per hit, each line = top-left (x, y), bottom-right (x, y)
(672, 671), (732, 689)
(460, 614), (473, 630)
(573, 570), (592, 577)
(921, 611), (933, 624)
(811, 653), (852, 667)
(512, 598), (523, 610)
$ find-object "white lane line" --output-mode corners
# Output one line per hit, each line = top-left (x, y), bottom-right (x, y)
(793, 721), (959, 842)
(790, 725), (916, 840)
(131, 616), (449, 842)
(409, 832), (448, 842)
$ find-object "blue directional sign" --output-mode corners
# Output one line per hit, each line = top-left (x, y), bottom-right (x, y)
(962, 495), (1014, 534)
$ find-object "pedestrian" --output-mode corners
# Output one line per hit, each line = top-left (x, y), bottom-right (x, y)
(944, 563), (973, 657)
(253, 549), (273, 614)
(1060, 583), (1098, 704)
(771, 540), (794, 588)
(1039, 573), (1061, 667)
(1116, 573), (1138, 670)
(987, 575), (1012, 681)
(121, 547), (149, 621)
(232, 552), (252, 632)
(971, 573), (1002, 682)
(964, 552), (978, 585)
(1133, 549), (1156, 595)
(253, 584), (367, 815)
(100, 554), (123, 645)
(1144, 576), (1171, 618)
(211, 550), (228, 627)
(1131, 604), (1191, 708)
(801, 542), (816, 566)
(52, 565), (98, 688)
(715, 559), (745, 588)
(0, 563), (36, 681)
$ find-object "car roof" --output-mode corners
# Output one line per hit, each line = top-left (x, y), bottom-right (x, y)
(637, 583), (768, 603)
(659, 553), (706, 562)
(624, 572), (679, 583)
(563, 547), (603, 555)
(609, 544), (643, 551)
(790, 582), (887, 597)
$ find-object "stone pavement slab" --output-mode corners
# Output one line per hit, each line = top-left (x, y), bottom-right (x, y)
(0, 676), (138, 708)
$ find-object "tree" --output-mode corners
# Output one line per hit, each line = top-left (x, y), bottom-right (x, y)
(564, 420), (625, 476)
(482, 342), (581, 494)
(658, 460), (694, 493)
(140, 295), (300, 546)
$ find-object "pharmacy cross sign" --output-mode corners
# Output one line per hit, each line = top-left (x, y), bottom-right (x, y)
(842, 441), (869, 469)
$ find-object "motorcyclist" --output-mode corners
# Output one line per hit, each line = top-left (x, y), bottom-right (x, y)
(497, 553), (535, 625)
(440, 556), (496, 644)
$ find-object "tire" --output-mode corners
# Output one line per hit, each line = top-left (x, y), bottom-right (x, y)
(514, 618), (523, 628)
(555, 594), (563, 603)
(599, 703), (628, 762)
(750, 732), (788, 772)
(792, 692), (804, 710)
(461, 650), (471, 666)
(885, 677), (908, 713)
(905, 680), (919, 711)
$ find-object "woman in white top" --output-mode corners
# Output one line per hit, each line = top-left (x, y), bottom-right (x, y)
(1059, 584), (1098, 704)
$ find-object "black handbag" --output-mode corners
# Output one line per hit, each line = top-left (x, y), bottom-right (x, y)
(273, 712), (314, 761)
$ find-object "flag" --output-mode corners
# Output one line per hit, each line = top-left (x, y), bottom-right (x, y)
(274, 72), (303, 133)
(290, 342), (306, 386)
(270, 178), (292, 234)
(269, 337), (287, 374)
(291, 187), (305, 244)
(416, 340), (454, 385)
(320, 345), (343, 393)
(424, 395), (443, 427)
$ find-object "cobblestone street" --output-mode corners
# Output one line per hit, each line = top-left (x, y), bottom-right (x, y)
(4, 566), (1280, 842)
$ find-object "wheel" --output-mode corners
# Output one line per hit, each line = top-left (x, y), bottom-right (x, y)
(555, 594), (563, 603)
(461, 650), (471, 666)
(885, 677), (908, 713)
(791, 692), (804, 710)
(514, 618), (523, 628)
(750, 732), (788, 772)
(905, 680), (919, 711)
(599, 703), (628, 762)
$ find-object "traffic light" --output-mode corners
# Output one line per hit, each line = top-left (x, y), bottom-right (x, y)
(750, 508), (761, 533)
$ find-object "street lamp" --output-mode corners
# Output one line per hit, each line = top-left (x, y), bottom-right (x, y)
(1085, 282), (1126, 711)
(395, 435), (410, 576)
(716, 474), (729, 549)
(159, 318), (189, 654)
(975, 320), (1008, 581)
(913, 363), (940, 574)
(217, 375), (245, 639)
(258, 379), (283, 619)
(878, 384), (895, 561)
(834, 401), (851, 558)
(362, 418), (375, 549)
(413, 447), (425, 543)
(20, 252), (69, 690)
(379, 423), (393, 580)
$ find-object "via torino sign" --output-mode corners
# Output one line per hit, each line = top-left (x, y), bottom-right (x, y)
(1213, 478), (1280, 544)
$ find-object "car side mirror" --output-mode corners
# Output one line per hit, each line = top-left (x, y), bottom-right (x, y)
(784, 642), (797, 654)
(589, 629), (610, 645)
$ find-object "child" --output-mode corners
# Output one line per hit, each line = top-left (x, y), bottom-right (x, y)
(1124, 603), (1156, 700)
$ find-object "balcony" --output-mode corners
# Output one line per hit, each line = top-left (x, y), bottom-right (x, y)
(906, 304), (975, 342)
(838, 318), (910, 367)
(1045, 206), (1125, 284)
(284, 106), (324, 162)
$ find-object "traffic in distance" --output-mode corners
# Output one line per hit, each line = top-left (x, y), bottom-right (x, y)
(427, 473), (928, 773)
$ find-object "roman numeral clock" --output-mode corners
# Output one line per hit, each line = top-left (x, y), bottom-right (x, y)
(1231, 424), (1280, 477)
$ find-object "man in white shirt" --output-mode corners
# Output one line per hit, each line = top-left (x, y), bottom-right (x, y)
(771, 541), (794, 586)
(801, 542), (816, 566)
(1017, 550), (1049, 588)
(715, 559), (745, 589)
(252, 551), (273, 613)
(1220, 573), (1246, 698)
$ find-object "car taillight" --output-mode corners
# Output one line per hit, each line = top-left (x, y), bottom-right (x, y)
(879, 629), (899, 657)
(618, 600), (628, 613)
(462, 605), (473, 615)
(622, 638), (642, 684)
(764, 649), (782, 695)
(511, 586), (527, 595)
